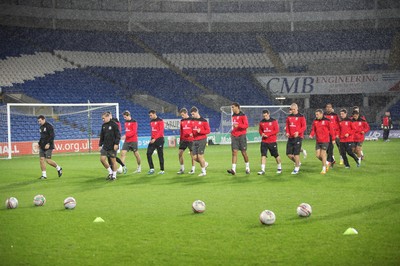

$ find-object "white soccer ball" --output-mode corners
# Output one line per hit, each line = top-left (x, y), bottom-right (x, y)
(5, 197), (18, 209)
(297, 203), (312, 217)
(64, 197), (76, 209)
(259, 210), (276, 225)
(33, 194), (46, 206)
(117, 165), (123, 174)
(192, 200), (206, 213)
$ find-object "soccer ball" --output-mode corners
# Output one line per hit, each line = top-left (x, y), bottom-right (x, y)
(117, 165), (123, 174)
(64, 197), (76, 209)
(297, 203), (312, 217)
(5, 197), (18, 209)
(259, 210), (276, 225)
(33, 194), (46, 206)
(192, 200), (206, 213)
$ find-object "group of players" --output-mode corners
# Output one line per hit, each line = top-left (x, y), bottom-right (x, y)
(36, 102), (373, 180)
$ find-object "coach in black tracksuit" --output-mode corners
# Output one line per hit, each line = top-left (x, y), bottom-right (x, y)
(99, 112), (121, 180)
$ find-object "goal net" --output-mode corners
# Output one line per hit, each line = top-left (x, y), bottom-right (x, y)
(220, 105), (291, 143)
(0, 102), (119, 159)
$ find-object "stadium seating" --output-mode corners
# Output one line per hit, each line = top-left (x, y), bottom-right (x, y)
(1, 26), (397, 142)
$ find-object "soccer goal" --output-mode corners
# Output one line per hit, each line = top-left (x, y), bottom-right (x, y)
(220, 105), (291, 143)
(0, 102), (119, 159)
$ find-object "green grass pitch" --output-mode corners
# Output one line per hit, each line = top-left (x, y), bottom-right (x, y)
(1, 139), (400, 265)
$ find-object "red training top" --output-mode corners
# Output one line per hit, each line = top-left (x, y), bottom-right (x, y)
(285, 113), (307, 138)
(231, 111), (248, 137)
(191, 117), (210, 141)
(338, 117), (355, 142)
(180, 117), (194, 142)
(259, 118), (279, 143)
(309, 117), (335, 143)
(124, 119), (138, 142)
(150, 117), (164, 140)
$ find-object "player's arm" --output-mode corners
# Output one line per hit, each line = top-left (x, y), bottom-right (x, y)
(113, 123), (121, 150)
(238, 115), (249, 130)
(285, 118), (290, 137)
(259, 123), (264, 137)
(309, 121), (315, 138)
(202, 121), (211, 135)
(270, 120), (280, 137)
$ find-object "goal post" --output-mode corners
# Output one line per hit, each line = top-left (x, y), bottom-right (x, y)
(1, 102), (119, 159)
(220, 105), (291, 143)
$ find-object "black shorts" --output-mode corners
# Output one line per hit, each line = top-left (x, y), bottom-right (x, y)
(122, 141), (138, 152)
(39, 149), (53, 159)
(192, 139), (207, 155)
(231, 134), (247, 151)
(354, 141), (363, 147)
(260, 142), (279, 158)
(286, 137), (302, 156)
(100, 148), (117, 158)
(315, 142), (329, 150)
(179, 140), (193, 151)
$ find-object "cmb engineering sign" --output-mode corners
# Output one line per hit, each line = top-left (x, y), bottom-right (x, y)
(256, 73), (400, 95)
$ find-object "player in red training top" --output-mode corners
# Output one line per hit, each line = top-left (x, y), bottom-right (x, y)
(227, 102), (250, 175)
(352, 110), (370, 162)
(309, 109), (335, 175)
(324, 103), (340, 168)
(285, 103), (307, 175)
(338, 109), (360, 168)
(257, 109), (282, 175)
(177, 108), (195, 175)
(381, 111), (393, 142)
(190, 106), (210, 177)
(147, 110), (165, 175)
(121, 110), (142, 174)
(351, 106), (368, 159)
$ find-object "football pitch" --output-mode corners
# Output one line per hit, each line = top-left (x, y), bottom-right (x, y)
(1, 140), (400, 265)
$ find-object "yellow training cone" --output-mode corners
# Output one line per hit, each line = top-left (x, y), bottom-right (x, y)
(343, 228), (358, 235)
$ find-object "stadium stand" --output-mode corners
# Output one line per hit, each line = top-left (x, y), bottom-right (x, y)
(1, 25), (398, 141)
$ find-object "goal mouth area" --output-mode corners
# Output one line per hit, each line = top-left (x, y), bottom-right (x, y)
(220, 105), (291, 143)
(1, 103), (119, 159)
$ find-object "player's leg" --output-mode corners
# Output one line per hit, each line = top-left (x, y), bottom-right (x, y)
(339, 142), (350, 168)
(108, 153), (118, 180)
(133, 149), (142, 173)
(189, 149), (196, 174)
(155, 138), (165, 173)
(100, 153), (112, 179)
(178, 149), (185, 173)
(240, 135), (250, 174)
(39, 148), (47, 179)
(146, 143), (156, 174)
(291, 138), (302, 174)
(196, 139), (207, 176)
(346, 143), (360, 166)
(258, 142), (267, 175)
(269, 143), (281, 174)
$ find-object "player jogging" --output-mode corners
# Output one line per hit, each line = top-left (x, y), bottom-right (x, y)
(177, 108), (195, 175)
(227, 102), (250, 175)
(257, 109), (282, 175)
(99, 111), (121, 180)
(37, 115), (62, 179)
(309, 109), (335, 174)
(147, 110), (165, 175)
(352, 110), (370, 163)
(338, 109), (360, 168)
(381, 111), (393, 142)
(190, 106), (210, 177)
(121, 110), (142, 174)
(324, 103), (340, 168)
(285, 103), (307, 175)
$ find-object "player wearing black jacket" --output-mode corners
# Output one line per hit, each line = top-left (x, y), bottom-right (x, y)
(37, 115), (62, 179)
(99, 112), (121, 180)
